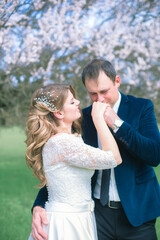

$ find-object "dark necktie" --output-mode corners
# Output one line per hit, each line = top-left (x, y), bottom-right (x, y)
(100, 169), (111, 206)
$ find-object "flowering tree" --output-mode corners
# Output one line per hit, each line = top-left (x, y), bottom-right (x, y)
(0, 0), (160, 125)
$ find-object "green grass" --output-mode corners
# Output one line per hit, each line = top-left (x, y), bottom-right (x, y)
(0, 126), (160, 239)
(0, 127), (39, 240)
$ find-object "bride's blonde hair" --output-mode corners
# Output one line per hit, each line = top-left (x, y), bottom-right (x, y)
(25, 84), (82, 187)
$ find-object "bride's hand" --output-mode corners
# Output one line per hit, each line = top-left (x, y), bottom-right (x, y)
(91, 102), (109, 122)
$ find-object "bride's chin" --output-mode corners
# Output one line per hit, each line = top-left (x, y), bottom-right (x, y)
(75, 114), (81, 120)
(78, 113), (81, 118)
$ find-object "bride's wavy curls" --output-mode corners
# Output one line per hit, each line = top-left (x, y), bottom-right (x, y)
(25, 84), (82, 187)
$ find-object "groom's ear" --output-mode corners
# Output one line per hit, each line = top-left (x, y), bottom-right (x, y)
(115, 75), (121, 87)
(53, 111), (64, 120)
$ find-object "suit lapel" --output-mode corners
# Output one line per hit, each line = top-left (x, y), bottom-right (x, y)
(82, 106), (99, 193)
(118, 93), (129, 120)
(82, 105), (98, 148)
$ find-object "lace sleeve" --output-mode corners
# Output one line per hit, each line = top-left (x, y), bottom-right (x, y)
(43, 133), (117, 170)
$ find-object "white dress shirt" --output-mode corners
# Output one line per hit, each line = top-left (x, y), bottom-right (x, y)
(94, 92), (121, 201)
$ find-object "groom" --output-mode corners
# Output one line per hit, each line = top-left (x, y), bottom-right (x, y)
(30, 58), (160, 240)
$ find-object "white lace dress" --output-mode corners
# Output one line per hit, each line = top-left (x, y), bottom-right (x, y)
(29, 133), (117, 240)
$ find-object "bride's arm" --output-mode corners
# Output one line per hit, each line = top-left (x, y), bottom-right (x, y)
(44, 126), (121, 170)
(91, 102), (122, 165)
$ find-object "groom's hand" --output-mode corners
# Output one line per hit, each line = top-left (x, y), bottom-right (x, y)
(31, 206), (48, 240)
(104, 106), (119, 128)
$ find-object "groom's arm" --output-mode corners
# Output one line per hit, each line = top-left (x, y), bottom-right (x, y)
(32, 186), (48, 211)
(31, 186), (49, 240)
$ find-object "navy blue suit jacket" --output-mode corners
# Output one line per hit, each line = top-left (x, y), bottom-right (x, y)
(33, 93), (160, 227)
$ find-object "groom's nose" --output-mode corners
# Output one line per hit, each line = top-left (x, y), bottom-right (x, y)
(97, 94), (104, 102)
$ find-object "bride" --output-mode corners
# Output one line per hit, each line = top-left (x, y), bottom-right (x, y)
(25, 83), (122, 240)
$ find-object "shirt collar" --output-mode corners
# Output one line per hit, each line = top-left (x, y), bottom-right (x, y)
(112, 92), (121, 114)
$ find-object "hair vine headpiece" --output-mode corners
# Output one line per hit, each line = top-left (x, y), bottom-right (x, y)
(34, 88), (58, 111)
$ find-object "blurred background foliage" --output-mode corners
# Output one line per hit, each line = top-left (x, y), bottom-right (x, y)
(0, 0), (160, 126)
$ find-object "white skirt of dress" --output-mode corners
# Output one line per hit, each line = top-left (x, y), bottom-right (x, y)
(28, 200), (98, 240)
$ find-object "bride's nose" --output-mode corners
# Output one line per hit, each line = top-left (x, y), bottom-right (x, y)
(76, 99), (80, 105)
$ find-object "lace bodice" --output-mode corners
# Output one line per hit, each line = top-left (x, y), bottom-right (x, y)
(42, 133), (117, 206)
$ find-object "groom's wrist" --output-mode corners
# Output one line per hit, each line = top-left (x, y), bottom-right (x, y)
(112, 119), (124, 132)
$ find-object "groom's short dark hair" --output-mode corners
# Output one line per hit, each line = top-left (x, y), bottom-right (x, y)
(82, 58), (117, 85)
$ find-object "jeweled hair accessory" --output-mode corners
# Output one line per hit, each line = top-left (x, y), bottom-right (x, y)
(34, 88), (58, 111)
